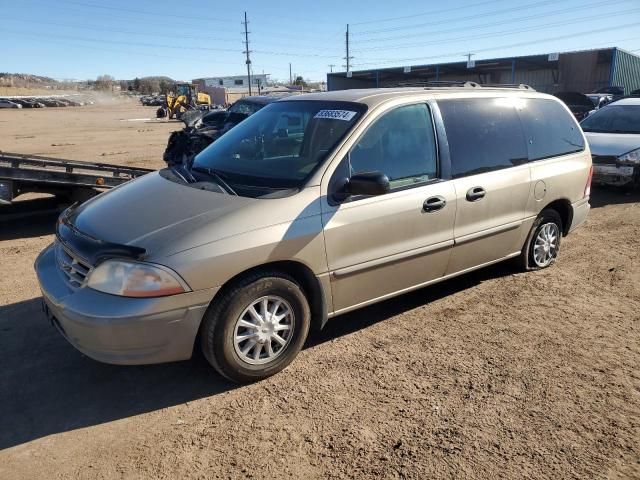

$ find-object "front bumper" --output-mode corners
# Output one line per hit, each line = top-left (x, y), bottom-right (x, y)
(592, 164), (638, 187)
(35, 243), (219, 365)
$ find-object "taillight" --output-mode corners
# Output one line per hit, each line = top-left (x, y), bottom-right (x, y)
(584, 165), (593, 198)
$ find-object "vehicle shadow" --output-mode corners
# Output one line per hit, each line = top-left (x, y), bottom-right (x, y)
(0, 261), (514, 450)
(310, 261), (514, 348)
(0, 297), (236, 451)
(0, 197), (64, 241)
(590, 185), (640, 208)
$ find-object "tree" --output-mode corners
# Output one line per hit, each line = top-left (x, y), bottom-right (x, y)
(293, 76), (307, 87)
(159, 79), (171, 95)
(95, 74), (115, 91)
(133, 77), (141, 92)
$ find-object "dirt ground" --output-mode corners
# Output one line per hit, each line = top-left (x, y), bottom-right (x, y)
(0, 102), (639, 479)
(0, 97), (178, 169)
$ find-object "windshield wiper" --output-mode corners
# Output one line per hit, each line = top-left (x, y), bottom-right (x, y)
(191, 166), (237, 195)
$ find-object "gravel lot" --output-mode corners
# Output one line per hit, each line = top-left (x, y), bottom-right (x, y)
(0, 101), (638, 479)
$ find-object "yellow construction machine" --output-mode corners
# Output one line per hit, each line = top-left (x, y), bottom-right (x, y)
(156, 83), (211, 119)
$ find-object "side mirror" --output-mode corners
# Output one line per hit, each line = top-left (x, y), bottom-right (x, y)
(335, 171), (390, 200)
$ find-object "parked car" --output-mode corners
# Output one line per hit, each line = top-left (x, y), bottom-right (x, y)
(553, 91), (594, 121)
(163, 95), (290, 165)
(36, 86), (592, 383)
(594, 86), (625, 100)
(0, 100), (22, 109)
(586, 93), (613, 110)
(581, 97), (640, 188)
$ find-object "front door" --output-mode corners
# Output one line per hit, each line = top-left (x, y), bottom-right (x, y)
(321, 103), (457, 313)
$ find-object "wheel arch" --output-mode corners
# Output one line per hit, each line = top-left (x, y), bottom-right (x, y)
(204, 260), (328, 334)
(541, 198), (573, 236)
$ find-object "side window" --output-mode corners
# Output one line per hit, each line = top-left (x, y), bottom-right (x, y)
(438, 98), (529, 179)
(518, 99), (585, 160)
(348, 104), (437, 190)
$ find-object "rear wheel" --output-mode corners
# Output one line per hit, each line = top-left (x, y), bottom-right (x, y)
(200, 272), (310, 383)
(517, 209), (563, 271)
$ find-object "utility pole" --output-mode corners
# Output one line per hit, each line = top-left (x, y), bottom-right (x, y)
(465, 53), (475, 68)
(289, 63), (293, 85)
(242, 11), (252, 95)
(344, 24), (353, 73)
(328, 64), (335, 73)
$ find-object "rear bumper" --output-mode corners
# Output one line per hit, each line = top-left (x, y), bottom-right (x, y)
(569, 197), (590, 233)
(35, 243), (219, 365)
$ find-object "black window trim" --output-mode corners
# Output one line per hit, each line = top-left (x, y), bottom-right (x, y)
(517, 98), (586, 163)
(329, 101), (443, 205)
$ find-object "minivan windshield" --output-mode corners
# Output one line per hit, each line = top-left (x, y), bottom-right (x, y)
(581, 105), (640, 134)
(192, 100), (366, 195)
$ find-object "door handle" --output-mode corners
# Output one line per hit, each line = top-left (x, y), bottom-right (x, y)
(466, 186), (486, 202)
(423, 196), (446, 213)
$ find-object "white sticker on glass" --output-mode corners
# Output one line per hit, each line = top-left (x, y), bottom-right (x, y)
(314, 110), (357, 121)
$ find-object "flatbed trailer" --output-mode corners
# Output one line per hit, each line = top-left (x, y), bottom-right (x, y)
(0, 152), (152, 205)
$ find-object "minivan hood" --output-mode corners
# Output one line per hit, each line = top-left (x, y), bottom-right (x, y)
(69, 171), (255, 254)
(584, 132), (640, 157)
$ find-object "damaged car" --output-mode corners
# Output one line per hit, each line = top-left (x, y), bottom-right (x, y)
(554, 91), (594, 121)
(582, 97), (640, 188)
(163, 95), (291, 166)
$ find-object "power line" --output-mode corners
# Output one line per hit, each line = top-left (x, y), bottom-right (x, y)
(353, 0), (563, 36)
(351, 0), (501, 26)
(24, 0), (344, 41)
(351, 0), (631, 45)
(8, 16), (343, 53)
(353, 24), (640, 68)
(59, 0), (229, 24)
(352, 7), (640, 54)
(0, 27), (342, 61)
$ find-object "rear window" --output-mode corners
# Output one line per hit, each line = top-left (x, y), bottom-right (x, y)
(519, 98), (585, 160)
(438, 98), (528, 179)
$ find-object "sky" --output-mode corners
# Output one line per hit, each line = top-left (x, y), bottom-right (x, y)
(2, 0), (640, 83)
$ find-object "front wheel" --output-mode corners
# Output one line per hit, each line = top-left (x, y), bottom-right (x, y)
(200, 272), (311, 383)
(517, 209), (563, 271)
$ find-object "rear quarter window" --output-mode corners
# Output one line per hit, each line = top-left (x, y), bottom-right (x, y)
(518, 98), (585, 160)
(438, 98), (529, 179)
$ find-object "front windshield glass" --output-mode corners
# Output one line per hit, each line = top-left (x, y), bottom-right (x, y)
(193, 100), (366, 193)
(581, 105), (640, 134)
(228, 100), (264, 115)
(176, 84), (190, 96)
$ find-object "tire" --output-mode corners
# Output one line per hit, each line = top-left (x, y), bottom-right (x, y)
(200, 272), (311, 383)
(517, 209), (563, 271)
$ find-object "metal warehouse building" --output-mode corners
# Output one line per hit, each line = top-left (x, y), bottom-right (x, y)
(327, 47), (640, 94)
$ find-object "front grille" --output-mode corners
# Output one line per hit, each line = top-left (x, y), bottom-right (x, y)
(55, 242), (92, 289)
(591, 154), (618, 165)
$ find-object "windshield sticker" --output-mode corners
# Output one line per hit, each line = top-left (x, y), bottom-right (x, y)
(314, 110), (357, 121)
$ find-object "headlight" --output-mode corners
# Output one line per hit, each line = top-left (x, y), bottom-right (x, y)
(618, 147), (640, 164)
(87, 260), (189, 297)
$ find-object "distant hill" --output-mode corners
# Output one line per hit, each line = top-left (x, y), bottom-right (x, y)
(0, 73), (59, 88)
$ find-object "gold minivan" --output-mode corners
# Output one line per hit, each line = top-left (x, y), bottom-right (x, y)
(36, 84), (592, 382)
